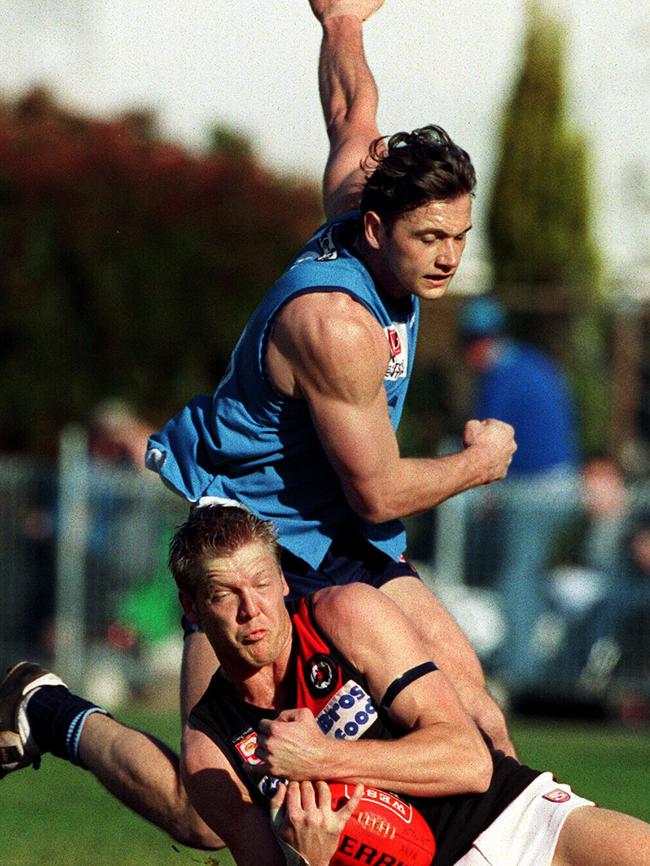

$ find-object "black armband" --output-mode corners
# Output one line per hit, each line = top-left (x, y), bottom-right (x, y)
(379, 661), (439, 711)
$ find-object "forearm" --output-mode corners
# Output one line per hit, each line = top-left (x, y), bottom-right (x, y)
(318, 16), (378, 142)
(306, 725), (491, 798)
(258, 706), (491, 799)
(345, 448), (497, 524)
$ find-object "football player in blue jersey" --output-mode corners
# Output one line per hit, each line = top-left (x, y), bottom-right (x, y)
(2, 0), (516, 852)
(148, 0), (516, 754)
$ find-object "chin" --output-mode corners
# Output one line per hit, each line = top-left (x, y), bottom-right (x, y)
(417, 285), (448, 300)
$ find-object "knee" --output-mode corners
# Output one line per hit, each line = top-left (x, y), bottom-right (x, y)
(475, 693), (516, 758)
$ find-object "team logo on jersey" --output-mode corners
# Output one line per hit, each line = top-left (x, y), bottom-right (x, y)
(387, 326), (402, 358)
(232, 727), (287, 800)
(384, 323), (408, 381)
(232, 727), (263, 766)
(543, 788), (571, 803)
(316, 226), (339, 261)
(306, 653), (337, 697)
(316, 680), (377, 740)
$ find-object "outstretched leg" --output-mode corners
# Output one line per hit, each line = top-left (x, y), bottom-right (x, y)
(78, 712), (221, 850)
(0, 661), (222, 850)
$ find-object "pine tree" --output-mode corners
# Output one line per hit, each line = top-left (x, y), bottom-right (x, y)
(486, 2), (608, 455)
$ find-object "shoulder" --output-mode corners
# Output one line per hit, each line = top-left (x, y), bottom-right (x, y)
(278, 290), (382, 343)
(273, 291), (389, 391)
(313, 582), (380, 615)
(182, 722), (231, 778)
(514, 343), (567, 386)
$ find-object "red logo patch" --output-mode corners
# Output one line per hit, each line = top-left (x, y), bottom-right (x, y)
(387, 327), (402, 358)
(543, 788), (571, 803)
(233, 728), (263, 766)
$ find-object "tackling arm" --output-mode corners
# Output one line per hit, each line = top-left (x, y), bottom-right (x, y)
(182, 725), (285, 866)
(308, 1), (385, 218)
(256, 584), (493, 797)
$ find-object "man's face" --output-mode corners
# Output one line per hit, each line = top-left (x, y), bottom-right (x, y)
(187, 541), (291, 672)
(367, 193), (472, 300)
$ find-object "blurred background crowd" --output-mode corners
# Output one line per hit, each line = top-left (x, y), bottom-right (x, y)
(1, 2), (649, 722)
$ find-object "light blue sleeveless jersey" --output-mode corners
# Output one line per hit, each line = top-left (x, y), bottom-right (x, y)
(147, 212), (420, 568)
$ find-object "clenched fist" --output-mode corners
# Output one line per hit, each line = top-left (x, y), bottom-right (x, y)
(257, 708), (329, 780)
(463, 418), (517, 484)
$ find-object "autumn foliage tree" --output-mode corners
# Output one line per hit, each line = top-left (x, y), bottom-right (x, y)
(0, 89), (322, 452)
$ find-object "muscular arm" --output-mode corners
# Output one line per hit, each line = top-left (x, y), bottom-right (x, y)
(309, 3), (384, 217)
(182, 726), (362, 866)
(182, 726), (285, 866)
(257, 584), (493, 797)
(267, 293), (516, 524)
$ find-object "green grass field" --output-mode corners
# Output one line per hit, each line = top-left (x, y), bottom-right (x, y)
(3, 707), (649, 866)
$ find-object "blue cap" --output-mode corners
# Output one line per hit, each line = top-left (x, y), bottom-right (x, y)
(460, 296), (506, 338)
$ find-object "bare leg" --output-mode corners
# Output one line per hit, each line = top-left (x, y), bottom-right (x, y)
(69, 633), (221, 848)
(77, 712), (223, 850)
(381, 577), (516, 757)
(180, 631), (219, 726)
(553, 806), (650, 866)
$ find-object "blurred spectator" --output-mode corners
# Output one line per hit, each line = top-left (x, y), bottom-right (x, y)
(87, 399), (183, 685)
(88, 398), (153, 471)
(580, 455), (630, 573)
(573, 460), (650, 700)
(460, 295), (581, 694)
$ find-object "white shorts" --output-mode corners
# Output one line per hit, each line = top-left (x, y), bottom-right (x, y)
(453, 772), (594, 866)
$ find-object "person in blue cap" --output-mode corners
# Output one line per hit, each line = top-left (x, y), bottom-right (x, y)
(461, 295), (581, 695)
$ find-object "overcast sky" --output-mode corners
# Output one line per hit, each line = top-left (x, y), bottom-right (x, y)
(2, 0), (649, 278)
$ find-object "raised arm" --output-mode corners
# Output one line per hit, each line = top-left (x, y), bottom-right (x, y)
(308, 1), (385, 218)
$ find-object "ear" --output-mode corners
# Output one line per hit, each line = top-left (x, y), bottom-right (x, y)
(281, 572), (290, 598)
(179, 590), (200, 626)
(362, 210), (385, 251)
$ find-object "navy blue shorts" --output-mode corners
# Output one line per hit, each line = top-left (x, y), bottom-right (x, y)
(281, 525), (420, 600)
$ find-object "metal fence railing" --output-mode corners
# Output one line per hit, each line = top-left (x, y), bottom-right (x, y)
(0, 429), (187, 700)
(411, 473), (650, 715)
(2, 436), (649, 714)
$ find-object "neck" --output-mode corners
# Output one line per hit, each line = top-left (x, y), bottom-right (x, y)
(352, 233), (407, 303)
(222, 642), (292, 710)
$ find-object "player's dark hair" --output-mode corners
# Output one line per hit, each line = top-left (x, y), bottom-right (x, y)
(360, 125), (476, 227)
(169, 505), (280, 596)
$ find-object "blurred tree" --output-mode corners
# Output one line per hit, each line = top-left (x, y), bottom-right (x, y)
(486, 2), (608, 456)
(0, 88), (322, 453)
(209, 122), (255, 158)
